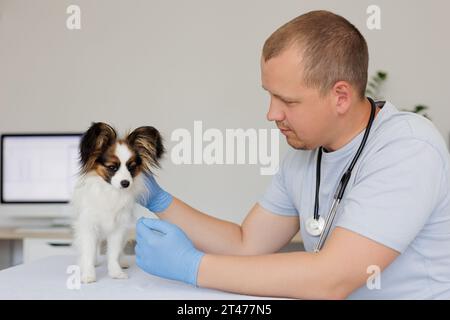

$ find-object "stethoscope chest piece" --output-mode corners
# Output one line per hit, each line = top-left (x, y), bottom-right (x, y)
(305, 216), (325, 237)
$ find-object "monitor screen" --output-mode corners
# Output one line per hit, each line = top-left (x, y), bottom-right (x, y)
(1, 134), (83, 203)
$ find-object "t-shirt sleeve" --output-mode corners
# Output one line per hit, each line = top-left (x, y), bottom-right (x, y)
(336, 139), (446, 253)
(258, 151), (298, 217)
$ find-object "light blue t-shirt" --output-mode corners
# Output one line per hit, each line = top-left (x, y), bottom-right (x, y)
(259, 101), (450, 299)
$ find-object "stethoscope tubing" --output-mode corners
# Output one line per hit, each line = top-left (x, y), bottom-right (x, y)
(312, 97), (377, 252)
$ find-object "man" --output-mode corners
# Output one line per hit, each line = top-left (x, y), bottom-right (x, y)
(134, 10), (450, 299)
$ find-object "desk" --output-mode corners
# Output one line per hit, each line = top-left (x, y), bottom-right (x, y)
(0, 255), (280, 300)
(0, 226), (72, 240)
(0, 226), (135, 267)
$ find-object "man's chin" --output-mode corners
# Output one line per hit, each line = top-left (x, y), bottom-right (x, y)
(286, 137), (310, 150)
(291, 145), (310, 150)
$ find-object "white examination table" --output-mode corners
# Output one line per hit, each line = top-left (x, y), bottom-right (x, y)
(0, 255), (279, 300)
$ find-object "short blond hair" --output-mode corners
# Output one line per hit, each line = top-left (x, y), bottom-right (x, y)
(263, 10), (369, 99)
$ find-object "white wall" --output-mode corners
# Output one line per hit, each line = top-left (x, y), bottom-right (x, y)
(1, 0), (449, 224)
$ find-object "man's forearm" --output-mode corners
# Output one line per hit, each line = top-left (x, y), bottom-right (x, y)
(196, 251), (347, 300)
(157, 197), (244, 255)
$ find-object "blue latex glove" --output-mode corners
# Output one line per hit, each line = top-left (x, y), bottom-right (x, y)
(135, 218), (205, 286)
(140, 174), (173, 213)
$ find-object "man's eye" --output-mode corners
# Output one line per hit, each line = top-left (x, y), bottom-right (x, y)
(277, 96), (297, 105)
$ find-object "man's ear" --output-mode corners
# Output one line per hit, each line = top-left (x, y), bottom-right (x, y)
(332, 81), (353, 115)
(79, 122), (117, 171)
(126, 126), (165, 172)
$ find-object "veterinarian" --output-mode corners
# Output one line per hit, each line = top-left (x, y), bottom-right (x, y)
(135, 10), (450, 299)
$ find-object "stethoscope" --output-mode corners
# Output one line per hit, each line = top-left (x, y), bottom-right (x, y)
(305, 97), (377, 253)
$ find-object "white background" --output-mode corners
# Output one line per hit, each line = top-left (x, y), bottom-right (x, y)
(0, 0), (449, 224)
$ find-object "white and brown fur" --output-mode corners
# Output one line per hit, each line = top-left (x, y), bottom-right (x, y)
(71, 122), (164, 283)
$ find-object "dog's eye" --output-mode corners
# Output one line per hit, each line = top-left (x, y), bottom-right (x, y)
(107, 165), (118, 172)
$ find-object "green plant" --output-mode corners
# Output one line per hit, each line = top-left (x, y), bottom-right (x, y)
(365, 70), (430, 119)
(408, 105), (430, 119)
(366, 71), (387, 100)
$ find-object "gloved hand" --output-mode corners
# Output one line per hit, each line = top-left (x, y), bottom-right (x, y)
(140, 174), (173, 213)
(135, 218), (205, 286)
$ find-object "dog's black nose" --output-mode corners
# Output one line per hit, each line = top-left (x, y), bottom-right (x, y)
(121, 180), (130, 188)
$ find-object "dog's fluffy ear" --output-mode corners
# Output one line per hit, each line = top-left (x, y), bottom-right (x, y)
(79, 122), (117, 174)
(126, 126), (164, 173)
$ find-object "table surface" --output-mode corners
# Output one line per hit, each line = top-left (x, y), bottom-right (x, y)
(0, 255), (280, 300)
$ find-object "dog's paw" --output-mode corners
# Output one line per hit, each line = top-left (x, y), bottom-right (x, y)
(109, 270), (128, 279)
(81, 272), (96, 284)
(119, 260), (130, 269)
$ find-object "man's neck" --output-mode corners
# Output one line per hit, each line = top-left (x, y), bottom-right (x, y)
(323, 99), (379, 152)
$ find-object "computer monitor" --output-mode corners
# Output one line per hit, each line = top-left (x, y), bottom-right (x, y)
(1, 134), (83, 204)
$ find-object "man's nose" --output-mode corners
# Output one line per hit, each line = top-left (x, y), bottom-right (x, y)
(266, 97), (285, 122)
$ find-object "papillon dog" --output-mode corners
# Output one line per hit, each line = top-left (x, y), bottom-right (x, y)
(71, 122), (164, 283)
